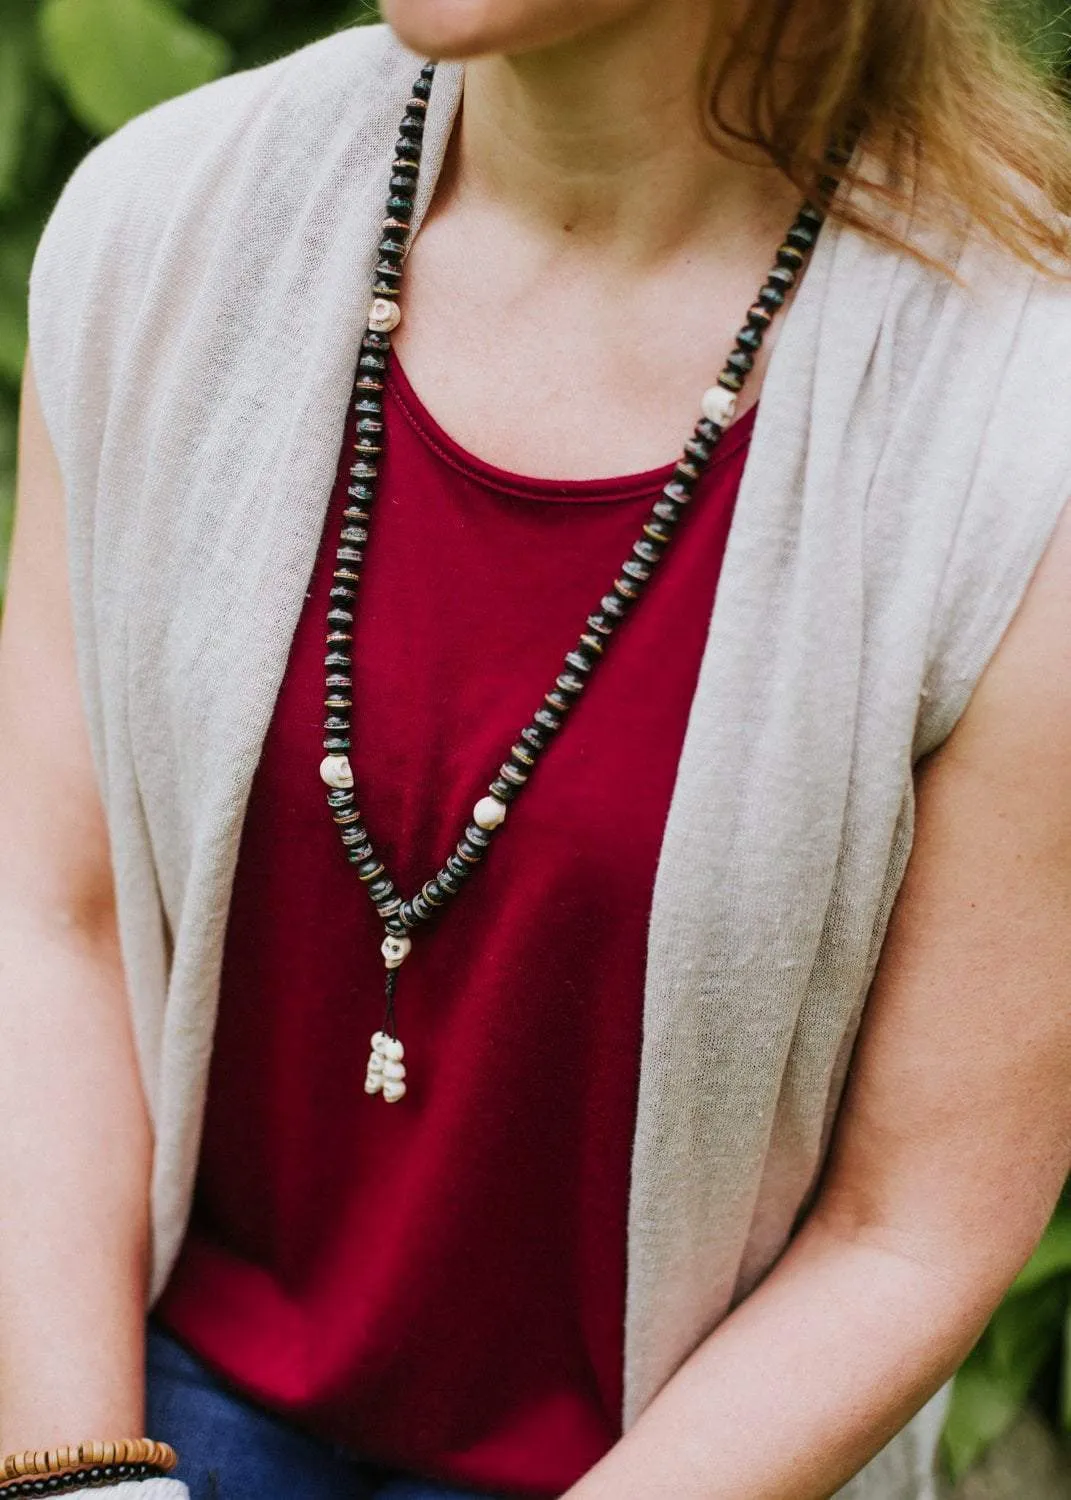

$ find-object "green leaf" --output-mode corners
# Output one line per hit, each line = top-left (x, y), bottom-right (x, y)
(1062, 1293), (1071, 1431)
(944, 1354), (1029, 1481)
(0, 13), (37, 206)
(944, 1283), (1068, 1479)
(1011, 1203), (1071, 1295)
(0, 220), (39, 387)
(987, 1280), (1068, 1385)
(38, 0), (232, 137)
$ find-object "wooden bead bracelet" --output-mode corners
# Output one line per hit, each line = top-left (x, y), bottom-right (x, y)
(1, 1441), (176, 1485)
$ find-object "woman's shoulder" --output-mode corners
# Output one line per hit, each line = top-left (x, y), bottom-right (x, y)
(36, 22), (405, 223)
(30, 22), (408, 266)
(26, 22), (418, 468)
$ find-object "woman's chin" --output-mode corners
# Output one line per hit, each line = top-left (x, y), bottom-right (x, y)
(381, 0), (632, 60)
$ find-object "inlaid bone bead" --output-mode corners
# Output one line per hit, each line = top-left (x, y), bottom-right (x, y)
(369, 297), (402, 332)
(473, 795), (507, 830)
(320, 753), (354, 789)
(700, 385), (738, 426)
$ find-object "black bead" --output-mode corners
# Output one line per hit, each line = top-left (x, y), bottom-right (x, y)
(717, 369), (744, 392)
(614, 578), (640, 601)
(653, 498), (681, 523)
(325, 650), (350, 668)
(684, 434), (715, 464)
(356, 857), (384, 881)
(465, 824), (492, 848)
(457, 838), (485, 862)
(736, 325), (762, 352)
(776, 244), (805, 271)
(520, 724), (547, 751)
(600, 592), (629, 619)
(727, 349), (754, 375)
(564, 649), (594, 675)
(347, 843), (374, 864)
(363, 328), (391, 352)
(379, 235), (408, 257)
(643, 518), (673, 544)
(350, 460), (379, 479)
(376, 896), (403, 919)
(766, 266), (796, 292)
(324, 736), (351, 752)
(330, 584), (356, 605)
(534, 706), (564, 731)
(662, 480), (692, 506)
(488, 776), (519, 802)
(798, 203), (823, 227)
(348, 481), (376, 503)
(585, 613), (614, 637)
(342, 523), (369, 542)
(437, 868), (460, 895)
(758, 284), (785, 309)
(398, 115), (425, 139)
(385, 914), (407, 935)
(633, 538), (662, 564)
(621, 558), (652, 583)
(375, 260), (403, 282)
(695, 417), (722, 444)
(498, 761), (529, 786)
(368, 877), (395, 902)
(446, 853), (472, 879)
(359, 350), (387, 373)
(400, 900), (417, 927)
(786, 223), (816, 250)
(422, 879), (446, 906)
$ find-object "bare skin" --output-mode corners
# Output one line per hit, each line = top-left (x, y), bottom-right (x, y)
(2, 0), (1070, 1493)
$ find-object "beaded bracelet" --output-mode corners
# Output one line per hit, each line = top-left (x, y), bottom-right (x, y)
(0, 1460), (167, 1494)
(2, 1444), (175, 1482)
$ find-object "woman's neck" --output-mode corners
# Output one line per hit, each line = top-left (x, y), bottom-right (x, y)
(455, 0), (790, 267)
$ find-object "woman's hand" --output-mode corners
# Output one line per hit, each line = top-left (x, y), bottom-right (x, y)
(566, 503), (1071, 1500)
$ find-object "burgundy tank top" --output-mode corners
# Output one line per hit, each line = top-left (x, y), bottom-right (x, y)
(156, 357), (754, 1497)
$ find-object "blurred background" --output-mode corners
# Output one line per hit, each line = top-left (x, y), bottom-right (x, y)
(0, 1), (1070, 1493)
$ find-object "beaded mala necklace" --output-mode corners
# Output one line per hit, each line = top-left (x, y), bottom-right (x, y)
(320, 61), (831, 1103)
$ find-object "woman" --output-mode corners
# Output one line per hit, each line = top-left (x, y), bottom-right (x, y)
(2, 0), (1070, 1496)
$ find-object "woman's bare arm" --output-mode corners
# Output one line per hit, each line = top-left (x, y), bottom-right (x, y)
(567, 503), (1071, 1500)
(0, 352), (152, 1450)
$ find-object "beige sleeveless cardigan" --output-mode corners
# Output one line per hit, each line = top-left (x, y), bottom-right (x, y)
(25, 22), (1071, 1498)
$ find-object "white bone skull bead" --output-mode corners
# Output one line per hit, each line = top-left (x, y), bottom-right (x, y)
(368, 297), (401, 332)
(380, 933), (412, 969)
(700, 385), (738, 427)
(319, 753), (354, 790)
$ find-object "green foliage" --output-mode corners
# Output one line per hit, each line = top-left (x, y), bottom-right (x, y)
(0, 0), (372, 563)
(943, 1193), (1071, 1480)
(38, 0), (233, 137)
(0, 1), (1069, 1485)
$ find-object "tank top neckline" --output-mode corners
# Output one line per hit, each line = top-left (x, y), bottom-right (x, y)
(387, 352), (759, 507)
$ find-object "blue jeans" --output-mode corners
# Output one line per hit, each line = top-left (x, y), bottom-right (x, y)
(146, 1323), (506, 1500)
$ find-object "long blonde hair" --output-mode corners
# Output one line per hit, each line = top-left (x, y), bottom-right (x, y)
(711, 0), (1071, 269)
